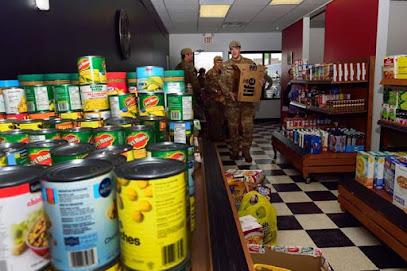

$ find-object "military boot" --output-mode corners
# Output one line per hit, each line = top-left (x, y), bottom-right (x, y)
(230, 147), (239, 160)
(242, 147), (252, 163)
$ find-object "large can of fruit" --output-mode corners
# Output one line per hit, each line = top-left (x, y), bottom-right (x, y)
(53, 83), (82, 113)
(29, 128), (61, 142)
(0, 119), (16, 132)
(139, 116), (166, 142)
(80, 84), (109, 111)
(41, 159), (119, 271)
(107, 72), (127, 95)
(94, 125), (125, 149)
(90, 144), (134, 162)
(50, 142), (95, 164)
(127, 72), (137, 94)
(114, 158), (188, 271)
(164, 70), (185, 95)
(18, 74), (53, 113)
(136, 66), (164, 93)
(61, 127), (93, 144)
(168, 120), (194, 146)
(43, 118), (74, 130)
(56, 111), (83, 120)
(109, 93), (137, 118)
(28, 140), (68, 166)
(77, 55), (107, 85)
(167, 93), (194, 121)
(1, 80), (27, 115)
(138, 92), (165, 117)
(16, 119), (43, 130)
(76, 117), (104, 129)
(84, 110), (111, 120)
(106, 117), (137, 128)
(0, 166), (50, 271)
(0, 143), (29, 165)
(0, 129), (30, 144)
(124, 125), (155, 159)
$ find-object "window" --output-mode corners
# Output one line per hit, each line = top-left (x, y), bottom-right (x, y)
(194, 52), (224, 74)
(228, 51), (282, 100)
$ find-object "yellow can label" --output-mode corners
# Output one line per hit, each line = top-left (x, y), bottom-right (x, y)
(123, 150), (135, 162)
(117, 173), (188, 270)
(133, 149), (147, 159)
(0, 155), (6, 166)
(190, 196), (196, 232)
(19, 121), (43, 130)
(76, 120), (104, 129)
(0, 122), (15, 132)
(106, 260), (122, 271)
(58, 111), (83, 120)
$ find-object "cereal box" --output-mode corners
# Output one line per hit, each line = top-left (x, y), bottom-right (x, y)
(393, 163), (407, 212)
(372, 152), (386, 190)
(384, 57), (396, 79)
(355, 151), (375, 188)
(384, 156), (407, 195)
(239, 215), (263, 246)
(395, 56), (407, 79)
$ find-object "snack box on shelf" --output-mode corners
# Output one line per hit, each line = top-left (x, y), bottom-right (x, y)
(393, 162), (407, 213)
(384, 156), (407, 196)
(226, 169), (266, 207)
(356, 151), (376, 188)
(383, 55), (407, 79)
(239, 215), (264, 246)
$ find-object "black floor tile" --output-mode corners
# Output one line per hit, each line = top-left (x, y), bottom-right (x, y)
(277, 216), (303, 230)
(254, 159), (273, 164)
(222, 160), (237, 166)
(251, 144), (259, 147)
(359, 245), (407, 269)
(277, 163), (294, 169)
(287, 202), (323, 214)
(272, 183), (301, 192)
(290, 175), (306, 182)
(219, 151), (230, 156)
(270, 193), (283, 203)
(306, 191), (337, 201)
(254, 140), (269, 144)
(261, 147), (274, 151)
(307, 229), (355, 248)
(263, 170), (286, 176)
(321, 182), (339, 190)
(250, 151), (266, 155)
(238, 165), (260, 170)
(327, 213), (362, 228)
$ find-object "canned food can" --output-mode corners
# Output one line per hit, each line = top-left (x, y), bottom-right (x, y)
(41, 159), (119, 270)
(5, 113), (29, 120)
(43, 118), (74, 130)
(0, 114), (4, 119)
(0, 143), (29, 165)
(169, 121), (194, 146)
(28, 140), (68, 166)
(136, 66), (164, 93)
(50, 143), (96, 164)
(90, 144), (134, 162)
(107, 72), (127, 95)
(139, 116), (166, 142)
(53, 84), (82, 112)
(138, 93), (165, 117)
(80, 84), (109, 111)
(188, 146), (194, 156)
(0, 119), (16, 131)
(61, 127), (93, 143)
(84, 110), (111, 120)
(3, 87), (27, 114)
(124, 125), (155, 159)
(0, 90), (5, 114)
(24, 85), (53, 113)
(94, 125), (125, 149)
(0, 151), (5, 166)
(76, 117), (104, 128)
(114, 158), (188, 271)
(0, 166), (50, 270)
(127, 72), (137, 94)
(16, 119), (43, 130)
(29, 128), (61, 142)
(96, 257), (122, 271)
(164, 70), (185, 95)
(0, 129), (30, 144)
(56, 111), (83, 120)
(77, 55), (107, 85)
(106, 117), (137, 128)
(29, 112), (56, 120)
(167, 93), (194, 121)
(146, 142), (188, 167)
(86, 153), (127, 167)
(109, 94), (137, 118)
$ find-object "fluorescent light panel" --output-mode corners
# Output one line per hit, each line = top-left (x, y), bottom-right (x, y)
(270, 0), (303, 5)
(200, 5), (230, 18)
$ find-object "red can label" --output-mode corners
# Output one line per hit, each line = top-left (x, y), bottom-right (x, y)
(127, 133), (149, 150)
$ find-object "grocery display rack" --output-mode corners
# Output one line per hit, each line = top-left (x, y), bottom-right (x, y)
(272, 57), (375, 182)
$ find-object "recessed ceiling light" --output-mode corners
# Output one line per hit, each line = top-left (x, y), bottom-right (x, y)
(200, 5), (230, 18)
(270, 0), (303, 5)
(276, 27), (280, 30)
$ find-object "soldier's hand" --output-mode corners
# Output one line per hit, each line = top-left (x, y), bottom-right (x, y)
(259, 77), (266, 87)
(229, 92), (236, 101)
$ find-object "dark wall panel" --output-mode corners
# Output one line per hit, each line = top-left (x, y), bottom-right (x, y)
(0, 0), (169, 79)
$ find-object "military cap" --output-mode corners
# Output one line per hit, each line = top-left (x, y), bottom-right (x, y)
(181, 48), (193, 55)
(214, 56), (223, 62)
(229, 40), (241, 49)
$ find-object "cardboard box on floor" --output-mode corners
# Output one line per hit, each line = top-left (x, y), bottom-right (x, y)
(233, 64), (266, 103)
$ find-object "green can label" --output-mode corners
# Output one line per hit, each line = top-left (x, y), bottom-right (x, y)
(61, 129), (93, 143)
(52, 153), (89, 164)
(125, 129), (155, 159)
(167, 94), (194, 121)
(28, 147), (52, 166)
(5, 149), (29, 166)
(0, 132), (29, 144)
(24, 85), (53, 113)
(29, 130), (61, 142)
(138, 93), (165, 117)
(140, 119), (166, 142)
(148, 149), (188, 165)
(77, 56), (107, 85)
(53, 84), (82, 112)
(94, 130), (125, 149)
(109, 94), (137, 118)
(169, 121), (194, 146)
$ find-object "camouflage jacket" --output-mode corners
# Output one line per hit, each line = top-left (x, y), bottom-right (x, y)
(219, 57), (254, 106)
(205, 67), (224, 104)
(175, 60), (201, 96)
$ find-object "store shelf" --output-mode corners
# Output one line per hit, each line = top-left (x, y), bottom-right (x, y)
(271, 131), (307, 157)
(380, 78), (407, 86)
(378, 119), (407, 133)
(290, 101), (367, 115)
(290, 79), (368, 85)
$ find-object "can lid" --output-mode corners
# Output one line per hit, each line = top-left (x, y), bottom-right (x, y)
(63, 127), (93, 133)
(44, 73), (71, 81)
(77, 118), (102, 122)
(17, 74), (45, 82)
(1, 129), (31, 135)
(28, 140), (68, 149)
(106, 117), (136, 125)
(136, 66), (164, 78)
(0, 143), (27, 153)
(127, 72), (137, 79)
(164, 70), (185, 77)
(0, 80), (19, 88)
(86, 153), (127, 167)
(90, 144), (133, 155)
(107, 72), (127, 79)
(0, 166), (44, 188)
(46, 118), (72, 124)
(147, 142), (188, 152)
(114, 158), (185, 180)
(50, 143), (96, 156)
(125, 125), (154, 132)
(19, 119), (42, 123)
(70, 73), (79, 81)
(95, 125), (122, 132)
(43, 159), (113, 182)
(28, 128), (59, 135)
(139, 116), (165, 121)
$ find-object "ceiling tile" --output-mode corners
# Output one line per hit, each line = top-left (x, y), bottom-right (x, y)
(251, 5), (296, 22)
(164, 0), (199, 6)
(199, 0), (234, 4)
(197, 26), (221, 33)
(233, 0), (270, 5)
(225, 5), (265, 22)
(198, 18), (225, 26)
(303, 0), (331, 4)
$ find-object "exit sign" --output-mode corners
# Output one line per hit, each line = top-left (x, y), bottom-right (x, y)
(203, 36), (213, 44)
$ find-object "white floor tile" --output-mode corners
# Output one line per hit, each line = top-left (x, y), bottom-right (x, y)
(278, 192), (313, 203)
(282, 169), (301, 176)
(276, 230), (316, 247)
(315, 200), (343, 214)
(266, 175), (295, 184)
(322, 247), (377, 271)
(295, 214), (338, 230)
(273, 203), (293, 216)
(251, 154), (271, 160)
(297, 182), (329, 192)
(258, 164), (281, 170)
(340, 227), (381, 246)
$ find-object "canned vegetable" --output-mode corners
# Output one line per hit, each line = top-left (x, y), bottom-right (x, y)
(50, 142), (95, 164)
(29, 128), (61, 142)
(94, 125), (125, 149)
(28, 140), (68, 166)
(77, 55), (107, 85)
(61, 127), (93, 143)
(124, 125), (155, 159)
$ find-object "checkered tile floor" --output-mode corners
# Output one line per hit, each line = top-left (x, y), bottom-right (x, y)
(216, 120), (407, 271)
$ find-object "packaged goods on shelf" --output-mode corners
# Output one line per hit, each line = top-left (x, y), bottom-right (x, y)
(239, 215), (263, 246)
(393, 162), (407, 212)
(283, 117), (331, 130)
(383, 55), (407, 79)
(356, 151), (376, 188)
(226, 169), (266, 206)
(107, 72), (127, 95)
(327, 128), (365, 153)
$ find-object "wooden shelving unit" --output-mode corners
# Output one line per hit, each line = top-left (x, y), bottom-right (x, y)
(290, 101), (367, 115)
(378, 119), (407, 133)
(290, 79), (368, 85)
(380, 78), (407, 86)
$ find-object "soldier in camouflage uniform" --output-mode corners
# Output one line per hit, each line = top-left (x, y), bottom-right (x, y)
(175, 48), (201, 98)
(219, 41), (265, 163)
(205, 56), (225, 141)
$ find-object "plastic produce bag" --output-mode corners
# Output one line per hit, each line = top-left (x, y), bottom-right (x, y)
(238, 191), (278, 245)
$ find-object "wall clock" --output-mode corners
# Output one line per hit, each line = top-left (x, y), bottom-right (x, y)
(117, 9), (131, 60)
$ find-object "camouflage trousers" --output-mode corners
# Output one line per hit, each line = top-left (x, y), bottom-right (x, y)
(225, 103), (255, 151)
(206, 101), (225, 140)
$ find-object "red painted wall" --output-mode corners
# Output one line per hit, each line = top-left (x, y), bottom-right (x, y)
(324, 0), (379, 62)
(281, 19), (303, 119)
